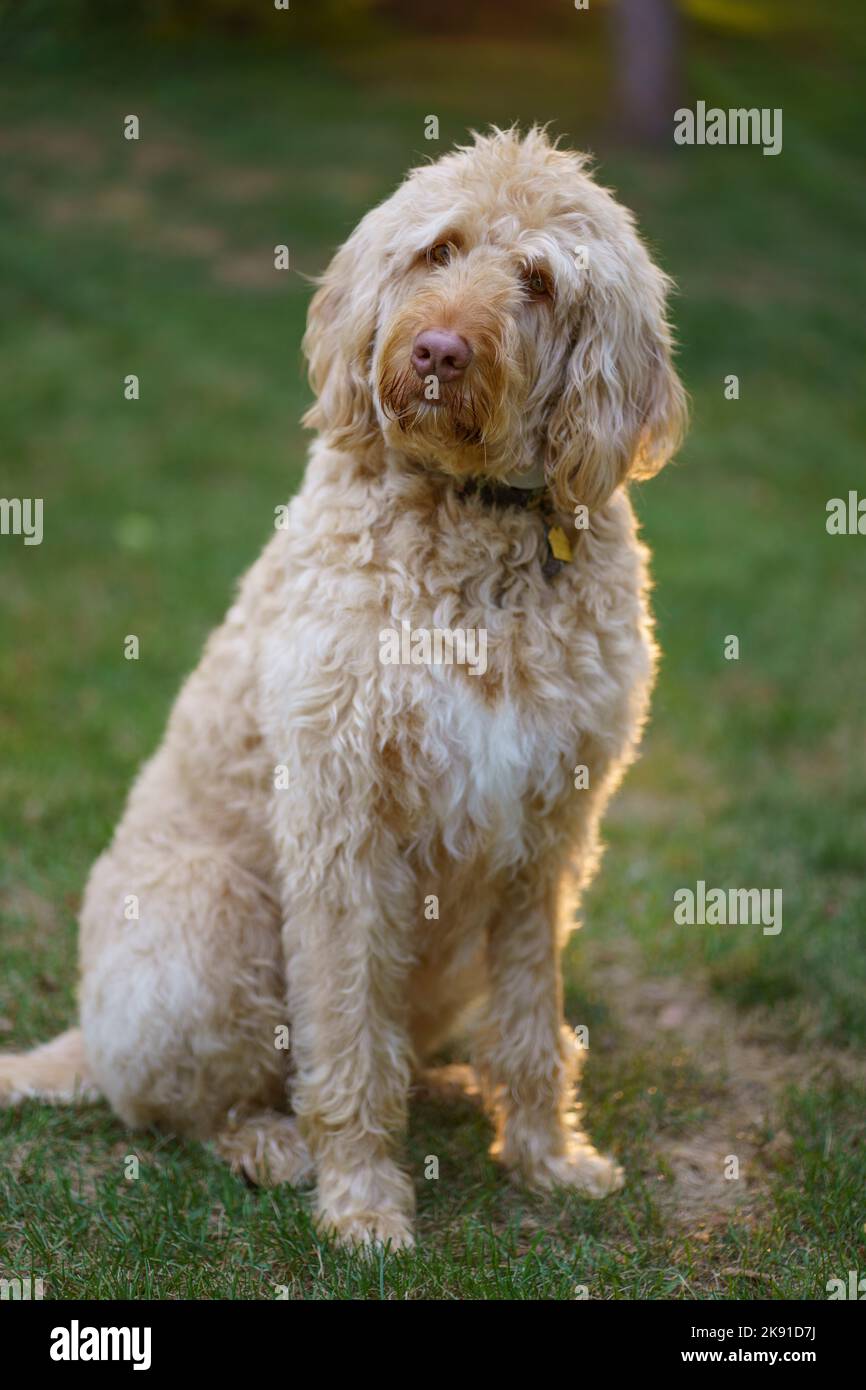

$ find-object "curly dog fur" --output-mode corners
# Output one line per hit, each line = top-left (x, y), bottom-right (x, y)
(0, 128), (686, 1249)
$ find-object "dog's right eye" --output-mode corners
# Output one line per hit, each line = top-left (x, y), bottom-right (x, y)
(426, 243), (452, 268)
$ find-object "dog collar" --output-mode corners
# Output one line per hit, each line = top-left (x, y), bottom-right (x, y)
(456, 475), (574, 579)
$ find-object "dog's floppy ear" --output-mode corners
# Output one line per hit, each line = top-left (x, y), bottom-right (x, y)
(302, 207), (386, 450)
(546, 218), (687, 515)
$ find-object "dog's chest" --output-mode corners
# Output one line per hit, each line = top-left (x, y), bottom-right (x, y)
(433, 676), (552, 800)
(382, 518), (611, 866)
(407, 638), (580, 871)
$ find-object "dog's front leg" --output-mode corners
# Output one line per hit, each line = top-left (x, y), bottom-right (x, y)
(277, 821), (416, 1251)
(478, 864), (623, 1199)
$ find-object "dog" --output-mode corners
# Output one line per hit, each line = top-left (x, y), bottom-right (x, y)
(0, 128), (686, 1250)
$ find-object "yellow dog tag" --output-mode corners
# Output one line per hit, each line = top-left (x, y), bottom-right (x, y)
(547, 526), (573, 563)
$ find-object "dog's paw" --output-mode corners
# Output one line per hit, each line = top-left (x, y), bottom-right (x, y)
(522, 1141), (624, 1199)
(315, 1157), (416, 1252)
(318, 1208), (416, 1253)
(213, 1111), (314, 1189)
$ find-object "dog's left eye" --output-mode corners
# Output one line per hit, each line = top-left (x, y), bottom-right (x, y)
(521, 265), (552, 300)
(426, 243), (452, 268)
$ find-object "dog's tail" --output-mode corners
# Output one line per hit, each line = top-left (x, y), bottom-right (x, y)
(0, 1027), (99, 1106)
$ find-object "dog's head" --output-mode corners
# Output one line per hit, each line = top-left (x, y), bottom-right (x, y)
(303, 127), (686, 511)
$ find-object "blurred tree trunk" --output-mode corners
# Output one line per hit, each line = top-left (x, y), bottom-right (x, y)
(611, 0), (683, 145)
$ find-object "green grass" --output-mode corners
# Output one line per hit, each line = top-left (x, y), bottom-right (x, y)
(1, 16), (865, 1298)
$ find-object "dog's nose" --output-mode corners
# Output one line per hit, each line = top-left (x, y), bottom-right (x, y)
(411, 329), (473, 383)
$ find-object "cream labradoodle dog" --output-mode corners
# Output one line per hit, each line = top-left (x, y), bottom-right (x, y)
(0, 129), (686, 1249)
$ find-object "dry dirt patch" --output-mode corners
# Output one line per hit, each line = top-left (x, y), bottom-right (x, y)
(590, 939), (859, 1226)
